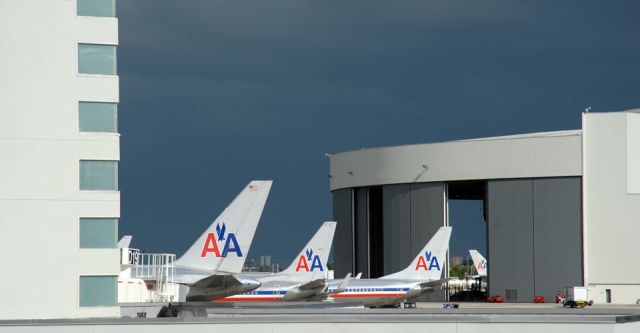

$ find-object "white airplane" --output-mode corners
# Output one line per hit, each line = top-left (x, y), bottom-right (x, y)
(469, 249), (487, 277)
(215, 221), (340, 302)
(324, 226), (452, 307)
(170, 180), (272, 301)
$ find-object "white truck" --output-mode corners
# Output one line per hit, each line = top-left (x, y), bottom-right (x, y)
(560, 287), (593, 308)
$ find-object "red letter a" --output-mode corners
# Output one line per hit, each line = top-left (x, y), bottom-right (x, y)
(200, 233), (220, 257)
(295, 256), (309, 272)
(415, 256), (428, 271)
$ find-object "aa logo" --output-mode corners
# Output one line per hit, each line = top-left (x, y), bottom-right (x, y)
(295, 248), (324, 272)
(477, 260), (487, 270)
(415, 250), (440, 271)
(200, 223), (243, 258)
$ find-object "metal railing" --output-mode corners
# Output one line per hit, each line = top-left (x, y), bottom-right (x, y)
(125, 251), (177, 302)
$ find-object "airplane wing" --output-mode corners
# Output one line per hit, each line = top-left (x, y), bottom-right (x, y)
(334, 273), (352, 294)
(304, 273), (351, 302)
(419, 277), (452, 289)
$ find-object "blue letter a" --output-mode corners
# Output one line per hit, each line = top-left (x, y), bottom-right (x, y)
(310, 256), (324, 271)
(221, 233), (243, 257)
(429, 257), (440, 271)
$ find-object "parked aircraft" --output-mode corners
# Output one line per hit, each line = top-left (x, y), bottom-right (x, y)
(172, 180), (272, 301)
(469, 249), (487, 277)
(215, 221), (338, 302)
(324, 226), (452, 307)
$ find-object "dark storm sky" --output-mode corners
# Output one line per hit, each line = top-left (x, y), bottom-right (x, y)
(116, 0), (640, 264)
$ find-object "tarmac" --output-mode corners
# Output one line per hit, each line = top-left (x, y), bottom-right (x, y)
(2, 302), (640, 333)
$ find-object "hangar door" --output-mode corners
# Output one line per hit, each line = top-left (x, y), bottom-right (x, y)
(487, 177), (583, 302)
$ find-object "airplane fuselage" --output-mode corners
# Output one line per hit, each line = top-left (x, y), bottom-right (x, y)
(326, 279), (431, 307)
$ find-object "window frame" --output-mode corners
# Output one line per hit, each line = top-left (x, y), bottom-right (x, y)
(77, 43), (118, 76)
(79, 159), (119, 191)
(78, 275), (118, 307)
(76, 0), (117, 18)
(78, 101), (119, 133)
(79, 218), (118, 249)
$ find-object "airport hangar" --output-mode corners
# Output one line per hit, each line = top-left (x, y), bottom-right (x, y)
(329, 109), (640, 304)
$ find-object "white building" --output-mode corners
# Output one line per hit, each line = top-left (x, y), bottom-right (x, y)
(330, 110), (640, 304)
(0, 0), (120, 319)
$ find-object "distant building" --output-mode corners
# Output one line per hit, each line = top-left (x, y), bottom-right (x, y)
(0, 0), (120, 319)
(450, 255), (463, 267)
(330, 110), (640, 304)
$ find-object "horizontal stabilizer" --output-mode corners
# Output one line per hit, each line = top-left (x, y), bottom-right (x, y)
(191, 274), (245, 290)
(187, 274), (260, 302)
(419, 277), (452, 289)
(298, 279), (326, 291)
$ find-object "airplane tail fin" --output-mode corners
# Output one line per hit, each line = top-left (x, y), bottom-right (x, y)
(279, 221), (337, 282)
(175, 180), (272, 273)
(118, 235), (132, 249)
(380, 226), (452, 281)
(469, 249), (488, 277)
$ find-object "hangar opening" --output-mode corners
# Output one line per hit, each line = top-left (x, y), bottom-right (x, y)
(446, 181), (487, 301)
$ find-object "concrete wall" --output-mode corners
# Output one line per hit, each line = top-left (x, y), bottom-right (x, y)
(329, 131), (582, 191)
(0, 318), (640, 333)
(0, 0), (120, 319)
(583, 110), (640, 304)
(487, 178), (582, 302)
(0, 320), (636, 333)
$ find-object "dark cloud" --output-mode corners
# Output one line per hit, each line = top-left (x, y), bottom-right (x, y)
(117, 0), (640, 263)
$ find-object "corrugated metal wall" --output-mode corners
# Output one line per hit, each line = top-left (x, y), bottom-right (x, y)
(487, 179), (536, 302)
(382, 184), (413, 275)
(487, 177), (582, 302)
(332, 183), (446, 300)
(333, 177), (581, 303)
(532, 178), (583, 301)
(332, 188), (353, 278)
(354, 187), (369, 278)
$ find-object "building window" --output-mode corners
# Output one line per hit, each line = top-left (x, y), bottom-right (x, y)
(79, 102), (117, 133)
(80, 160), (118, 191)
(77, 0), (116, 18)
(79, 276), (117, 307)
(78, 44), (117, 75)
(80, 218), (117, 248)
